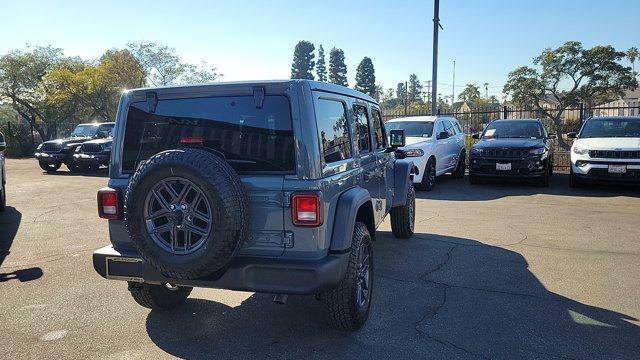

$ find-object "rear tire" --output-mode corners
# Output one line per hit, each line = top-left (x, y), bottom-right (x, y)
(128, 282), (192, 310)
(390, 182), (415, 239)
(39, 161), (61, 172)
(452, 151), (465, 178)
(416, 158), (436, 191)
(320, 222), (372, 331)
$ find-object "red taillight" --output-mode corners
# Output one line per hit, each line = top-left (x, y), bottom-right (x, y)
(98, 188), (119, 219)
(292, 194), (321, 227)
(180, 136), (203, 145)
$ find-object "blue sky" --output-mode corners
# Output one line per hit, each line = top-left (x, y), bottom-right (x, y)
(1, 0), (638, 98)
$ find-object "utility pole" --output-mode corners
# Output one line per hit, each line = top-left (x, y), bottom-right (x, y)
(484, 82), (489, 99)
(452, 60), (456, 107)
(425, 80), (431, 110)
(431, 0), (441, 116)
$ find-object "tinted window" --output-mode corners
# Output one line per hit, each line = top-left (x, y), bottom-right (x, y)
(0, 132), (4, 143)
(122, 95), (295, 173)
(98, 124), (115, 136)
(353, 104), (371, 152)
(71, 125), (99, 137)
(371, 109), (386, 149)
(386, 121), (434, 137)
(580, 118), (640, 138)
(315, 99), (351, 164)
(482, 121), (543, 139)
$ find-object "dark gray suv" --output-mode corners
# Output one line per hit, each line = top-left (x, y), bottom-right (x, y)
(92, 80), (415, 330)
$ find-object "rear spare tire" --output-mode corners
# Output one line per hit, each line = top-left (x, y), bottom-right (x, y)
(124, 149), (249, 280)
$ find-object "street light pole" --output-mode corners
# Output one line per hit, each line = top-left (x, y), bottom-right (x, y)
(431, 0), (441, 116)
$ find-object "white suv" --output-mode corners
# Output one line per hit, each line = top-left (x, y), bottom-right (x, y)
(386, 116), (465, 191)
(568, 116), (640, 187)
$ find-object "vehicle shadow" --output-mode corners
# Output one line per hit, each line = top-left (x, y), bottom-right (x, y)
(0, 207), (40, 282)
(41, 168), (109, 178)
(144, 231), (639, 359)
(417, 173), (639, 201)
(0, 206), (21, 268)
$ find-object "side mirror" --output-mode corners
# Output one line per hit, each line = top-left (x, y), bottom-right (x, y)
(547, 133), (557, 139)
(389, 129), (405, 148)
(437, 131), (449, 140)
(566, 132), (577, 139)
(472, 133), (480, 140)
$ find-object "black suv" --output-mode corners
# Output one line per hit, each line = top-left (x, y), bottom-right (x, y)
(469, 119), (555, 186)
(35, 122), (115, 172)
(73, 133), (113, 172)
(92, 80), (416, 330)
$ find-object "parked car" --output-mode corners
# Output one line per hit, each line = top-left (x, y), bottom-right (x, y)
(34, 122), (115, 172)
(567, 116), (640, 187)
(0, 131), (6, 212)
(469, 119), (555, 186)
(92, 80), (416, 331)
(385, 116), (465, 191)
(73, 133), (113, 172)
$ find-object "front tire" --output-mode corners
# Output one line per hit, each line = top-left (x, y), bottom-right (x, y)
(66, 161), (80, 173)
(390, 182), (415, 239)
(416, 158), (436, 191)
(569, 169), (580, 188)
(39, 161), (61, 172)
(469, 172), (481, 185)
(128, 282), (192, 310)
(320, 222), (373, 331)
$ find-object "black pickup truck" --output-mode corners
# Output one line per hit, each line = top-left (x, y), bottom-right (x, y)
(35, 122), (114, 172)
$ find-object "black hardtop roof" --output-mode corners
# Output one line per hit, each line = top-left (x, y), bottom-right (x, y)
(588, 116), (640, 121)
(126, 79), (377, 104)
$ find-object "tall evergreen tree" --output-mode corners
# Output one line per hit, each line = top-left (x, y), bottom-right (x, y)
(316, 45), (327, 82)
(408, 73), (423, 102)
(290, 41), (315, 80)
(354, 57), (376, 96)
(396, 82), (407, 100)
(328, 48), (348, 86)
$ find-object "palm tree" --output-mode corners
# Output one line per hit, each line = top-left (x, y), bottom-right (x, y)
(627, 47), (638, 76)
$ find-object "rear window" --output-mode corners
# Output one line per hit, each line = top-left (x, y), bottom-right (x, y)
(122, 95), (295, 174)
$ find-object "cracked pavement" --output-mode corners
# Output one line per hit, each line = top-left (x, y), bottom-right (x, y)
(1, 159), (639, 359)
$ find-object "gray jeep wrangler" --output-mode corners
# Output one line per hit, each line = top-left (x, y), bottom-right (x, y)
(93, 80), (415, 330)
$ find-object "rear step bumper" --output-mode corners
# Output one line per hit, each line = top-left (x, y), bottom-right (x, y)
(93, 245), (349, 295)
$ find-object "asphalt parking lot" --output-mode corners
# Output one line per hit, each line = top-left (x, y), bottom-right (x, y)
(1, 159), (639, 360)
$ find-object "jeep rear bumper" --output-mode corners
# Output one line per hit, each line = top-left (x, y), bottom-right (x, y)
(93, 245), (349, 295)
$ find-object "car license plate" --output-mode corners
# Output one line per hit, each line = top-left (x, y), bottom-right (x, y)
(608, 164), (627, 174)
(496, 163), (511, 171)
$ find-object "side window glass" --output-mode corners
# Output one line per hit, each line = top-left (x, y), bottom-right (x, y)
(316, 99), (352, 164)
(371, 109), (386, 150)
(445, 120), (456, 136)
(352, 104), (371, 153)
(435, 121), (445, 138)
(454, 121), (462, 133)
(0, 132), (4, 143)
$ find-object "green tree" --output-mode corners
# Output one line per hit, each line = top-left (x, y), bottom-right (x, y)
(396, 82), (407, 100)
(182, 61), (223, 84)
(0, 45), (64, 140)
(316, 45), (327, 82)
(458, 84), (481, 102)
(354, 57), (376, 96)
(290, 40), (315, 80)
(328, 48), (348, 86)
(504, 41), (637, 149)
(627, 47), (638, 75)
(408, 74), (422, 102)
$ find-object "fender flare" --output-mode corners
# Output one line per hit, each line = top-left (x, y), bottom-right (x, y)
(392, 159), (415, 207)
(330, 187), (372, 253)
